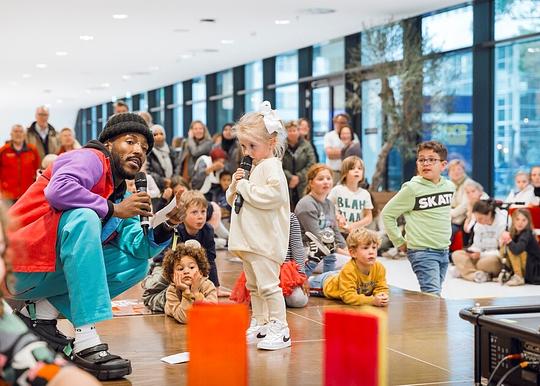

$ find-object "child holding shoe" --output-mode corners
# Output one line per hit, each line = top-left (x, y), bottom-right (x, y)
(308, 228), (389, 306)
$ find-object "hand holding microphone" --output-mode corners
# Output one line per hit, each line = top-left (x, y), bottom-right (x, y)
(234, 155), (253, 214)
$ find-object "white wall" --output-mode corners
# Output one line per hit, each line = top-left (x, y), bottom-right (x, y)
(0, 106), (79, 144)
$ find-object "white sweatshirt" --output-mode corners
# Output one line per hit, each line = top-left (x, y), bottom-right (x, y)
(506, 184), (538, 207)
(226, 157), (290, 263)
(469, 209), (508, 258)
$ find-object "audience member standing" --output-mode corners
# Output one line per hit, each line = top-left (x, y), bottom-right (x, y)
(179, 120), (213, 182)
(114, 100), (129, 114)
(26, 106), (59, 161)
(323, 113), (349, 180)
(146, 124), (178, 190)
(0, 124), (40, 202)
(282, 120), (316, 209)
(340, 126), (361, 159)
(218, 122), (240, 173)
(448, 159), (470, 240)
(298, 118), (319, 162)
(532, 165), (540, 200)
(57, 127), (82, 154)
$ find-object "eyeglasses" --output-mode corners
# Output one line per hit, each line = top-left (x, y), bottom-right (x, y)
(417, 158), (441, 165)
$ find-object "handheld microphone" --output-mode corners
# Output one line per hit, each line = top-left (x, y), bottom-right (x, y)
(134, 172), (150, 235)
(234, 155), (253, 214)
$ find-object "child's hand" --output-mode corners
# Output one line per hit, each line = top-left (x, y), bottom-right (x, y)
(398, 242), (407, 253)
(191, 271), (203, 297)
(173, 271), (189, 292)
(233, 168), (245, 181)
(499, 231), (512, 245)
(162, 187), (173, 202)
(373, 293), (389, 307)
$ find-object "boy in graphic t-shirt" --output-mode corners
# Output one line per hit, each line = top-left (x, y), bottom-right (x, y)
(382, 141), (455, 296)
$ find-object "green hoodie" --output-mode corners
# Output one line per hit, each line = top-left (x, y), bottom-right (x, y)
(382, 176), (455, 250)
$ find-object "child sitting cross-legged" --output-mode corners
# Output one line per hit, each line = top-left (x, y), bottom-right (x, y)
(163, 240), (218, 323)
(308, 228), (389, 307)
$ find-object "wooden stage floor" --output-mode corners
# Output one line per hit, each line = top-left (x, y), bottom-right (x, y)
(67, 251), (540, 386)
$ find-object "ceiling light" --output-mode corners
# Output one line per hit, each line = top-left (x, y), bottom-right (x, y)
(180, 54), (193, 59)
(121, 74), (131, 80)
(298, 8), (336, 15)
(56, 51), (68, 56)
(36, 63), (47, 69)
(221, 39), (234, 44)
(275, 19), (291, 25)
(112, 14), (128, 19)
(9, 81), (19, 87)
(80, 35), (94, 41)
(44, 104), (51, 108)
(56, 99), (63, 104)
(22, 73), (32, 79)
(527, 47), (540, 53)
(101, 83), (110, 88)
(85, 89), (92, 94)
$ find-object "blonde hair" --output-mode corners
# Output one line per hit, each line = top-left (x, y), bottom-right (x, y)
(180, 190), (207, 211)
(447, 159), (465, 171)
(234, 112), (287, 159)
(346, 228), (381, 251)
(339, 156), (365, 185)
(304, 163), (333, 195)
(515, 171), (530, 182)
(189, 120), (211, 141)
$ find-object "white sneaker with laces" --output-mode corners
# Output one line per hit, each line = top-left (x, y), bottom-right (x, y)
(246, 318), (268, 344)
(256, 320), (291, 350)
(474, 270), (490, 283)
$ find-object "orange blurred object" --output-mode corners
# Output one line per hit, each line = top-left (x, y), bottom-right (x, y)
(188, 303), (249, 386)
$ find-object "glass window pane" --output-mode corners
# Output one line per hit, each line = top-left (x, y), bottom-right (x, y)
(361, 24), (403, 66)
(173, 83), (183, 137)
(102, 103), (108, 125)
(217, 69), (233, 96)
(494, 38), (540, 198)
(192, 77), (206, 102)
(245, 91), (263, 113)
(495, 0), (540, 40)
(313, 38), (344, 77)
(275, 85), (298, 121)
(91, 107), (97, 140)
(312, 87), (331, 163)
(217, 97), (234, 131)
(192, 102), (206, 123)
(423, 51), (473, 174)
(276, 51), (298, 85)
(139, 93), (148, 112)
(422, 6), (473, 53)
(245, 61), (263, 90)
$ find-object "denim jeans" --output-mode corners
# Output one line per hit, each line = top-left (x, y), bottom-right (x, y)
(407, 248), (449, 296)
(304, 254), (337, 277)
(307, 270), (339, 296)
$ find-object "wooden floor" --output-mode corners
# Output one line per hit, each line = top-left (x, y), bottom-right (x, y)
(61, 251), (540, 386)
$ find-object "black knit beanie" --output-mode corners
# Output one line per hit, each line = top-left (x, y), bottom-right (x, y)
(98, 113), (154, 153)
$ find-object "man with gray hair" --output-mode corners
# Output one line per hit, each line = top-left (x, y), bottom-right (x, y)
(26, 106), (60, 161)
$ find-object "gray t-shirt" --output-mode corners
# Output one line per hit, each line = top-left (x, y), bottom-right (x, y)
(294, 194), (346, 249)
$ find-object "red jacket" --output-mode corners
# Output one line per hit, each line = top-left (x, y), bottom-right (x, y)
(0, 142), (40, 200)
(7, 148), (114, 272)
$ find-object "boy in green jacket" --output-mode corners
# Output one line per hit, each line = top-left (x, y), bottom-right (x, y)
(382, 141), (455, 296)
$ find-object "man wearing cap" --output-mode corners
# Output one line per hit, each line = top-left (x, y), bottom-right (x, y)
(7, 113), (184, 381)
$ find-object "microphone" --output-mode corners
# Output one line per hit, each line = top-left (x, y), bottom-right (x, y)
(234, 155), (253, 214)
(134, 172), (150, 235)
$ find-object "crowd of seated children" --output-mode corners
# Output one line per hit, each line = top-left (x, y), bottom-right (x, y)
(163, 240), (217, 324)
(308, 228), (389, 307)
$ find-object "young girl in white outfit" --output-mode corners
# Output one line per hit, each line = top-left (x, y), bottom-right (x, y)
(226, 101), (291, 350)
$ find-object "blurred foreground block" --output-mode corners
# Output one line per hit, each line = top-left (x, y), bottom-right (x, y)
(325, 308), (387, 386)
(188, 303), (249, 386)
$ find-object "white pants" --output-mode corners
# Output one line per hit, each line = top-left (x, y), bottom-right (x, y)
(239, 252), (287, 325)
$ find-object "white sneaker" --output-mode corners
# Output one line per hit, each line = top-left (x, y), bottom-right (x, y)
(246, 318), (268, 344)
(256, 320), (291, 350)
(448, 266), (461, 278)
(474, 270), (490, 283)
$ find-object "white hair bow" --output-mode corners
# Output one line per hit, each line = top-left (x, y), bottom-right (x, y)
(259, 101), (283, 134)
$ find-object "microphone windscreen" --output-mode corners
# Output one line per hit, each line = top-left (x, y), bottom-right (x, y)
(134, 172), (147, 190)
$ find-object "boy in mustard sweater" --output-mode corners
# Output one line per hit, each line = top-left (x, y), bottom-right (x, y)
(308, 228), (389, 306)
(382, 141), (455, 296)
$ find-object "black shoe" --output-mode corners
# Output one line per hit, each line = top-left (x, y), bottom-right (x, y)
(14, 310), (74, 357)
(72, 343), (132, 381)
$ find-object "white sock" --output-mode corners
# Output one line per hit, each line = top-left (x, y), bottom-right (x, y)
(74, 324), (102, 353)
(19, 299), (60, 320)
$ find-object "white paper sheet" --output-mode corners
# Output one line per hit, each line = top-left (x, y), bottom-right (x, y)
(151, 197), (178, 228)
(160, 352), (190, 364)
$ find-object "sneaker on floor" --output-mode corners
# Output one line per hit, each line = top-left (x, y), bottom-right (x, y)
(246, 318), (268, 344)
(256, 319), (291, 351)
(474, 270), (490, 283)
(448, 266), (462, 279)
(215, 237), (227, 250)
(382, 247), (398, 259)
(506, 274), (525, 286)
